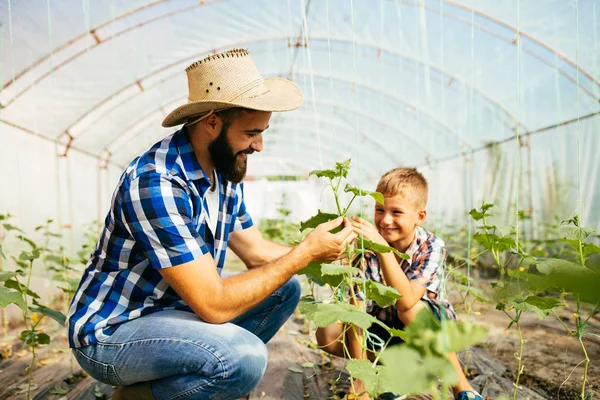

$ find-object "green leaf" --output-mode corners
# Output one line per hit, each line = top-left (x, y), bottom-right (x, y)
(299, 210), (339, 232)
(0, 285), (27, 311)
(3, 223), (23, 232)
(19, 248), (41, 261)
(454, 284), (492, 304)
(16, 235), (37, 249)
(359, 238), (410, 260)
(0, 271), (17, 281)
(4, 279), (40, 299)
(583, 242), (600, 256)
(559, 238), (581, 253)
(321, 263), (359, 277)
(536, 258), (587, 275)
(560, 226), (595, 242)
(298, 301), (377, 330)
(473, 232), (516, 252)
(308, 169), (338, 179)
(469, 209), (484, 221)
(31, 302), (67, 326)
(405, 309), (488, 355)
(377, 346), (458, 395)
(510, 296), (564, 320)
(352, 278), (402, 308)
(309, 159), (351, 180)
(37, 332), (51, 345)
(346, 359), (383, 396)
(297, 262), (345, 287)
(344, 184), (384, 205)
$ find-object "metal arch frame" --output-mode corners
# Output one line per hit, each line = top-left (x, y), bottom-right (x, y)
(74, 66), (480, 157)
(3, 0), (597, 106)
(61, 38), (515, 148)
(106, 99), (427, 170)
(261, 112), (426, 164)
(102, 92), (432, 162)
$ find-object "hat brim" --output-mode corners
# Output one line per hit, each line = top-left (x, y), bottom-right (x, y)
(161, 78), (304, 127)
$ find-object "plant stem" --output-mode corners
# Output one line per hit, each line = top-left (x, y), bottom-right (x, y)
(343, 194), (358, 216)
(512, 311), (524, 400)
(331, 178), (343, 215)
(27, 342), (36, 400)
(578, 334), (589, 400)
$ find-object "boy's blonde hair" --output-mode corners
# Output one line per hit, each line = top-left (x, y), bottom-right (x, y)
(376, 167), (428, 210)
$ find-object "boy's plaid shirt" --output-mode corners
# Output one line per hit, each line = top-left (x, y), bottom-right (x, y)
(67, 128), (253, 348)
(354, 226), (457, 322)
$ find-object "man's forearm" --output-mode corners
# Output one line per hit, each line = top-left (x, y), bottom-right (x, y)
(207, 243), (309, 323)
(245, 239), (291, 268)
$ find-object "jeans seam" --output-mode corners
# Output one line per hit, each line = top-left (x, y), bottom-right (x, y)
(99, 338), (229, 380)
(75, 349), (126, 386)
(168, 378), (218, 400)
(253, 293), (283, 336)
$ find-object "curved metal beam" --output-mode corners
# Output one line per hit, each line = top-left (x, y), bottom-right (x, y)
(105, 98), (428, 171)
(62, 39), (516, 146)
(77, 67), (478, 157)
(3, 0), (596, 107)
(103, 94), (432, 163)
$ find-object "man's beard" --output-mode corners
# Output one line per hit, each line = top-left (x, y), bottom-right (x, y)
(208, 126), (253, 184)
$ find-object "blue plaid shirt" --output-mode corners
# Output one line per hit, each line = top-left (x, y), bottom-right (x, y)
(67, 128), (253, 348)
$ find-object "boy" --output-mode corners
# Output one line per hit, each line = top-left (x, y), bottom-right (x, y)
(316, 167), (483, 400)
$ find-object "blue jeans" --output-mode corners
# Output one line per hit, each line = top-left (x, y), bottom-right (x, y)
(73, 277), (301, 400)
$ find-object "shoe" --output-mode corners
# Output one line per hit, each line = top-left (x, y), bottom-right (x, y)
(112, 382), (155, 400)
(455, 390), (483, 400)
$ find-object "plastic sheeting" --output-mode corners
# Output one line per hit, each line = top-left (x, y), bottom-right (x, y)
(0, 0), (599, 252)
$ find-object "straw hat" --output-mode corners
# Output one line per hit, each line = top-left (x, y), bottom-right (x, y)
(162, 49), (304, 127)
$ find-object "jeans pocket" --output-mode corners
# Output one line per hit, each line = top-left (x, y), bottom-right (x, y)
(74, 348), (125, 386)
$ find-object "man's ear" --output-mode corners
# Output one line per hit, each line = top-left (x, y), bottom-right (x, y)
(203, 114), (222, 138)
(416, 209), (427, 226)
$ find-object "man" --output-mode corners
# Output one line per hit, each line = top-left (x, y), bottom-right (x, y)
(67, 49), (355, 400)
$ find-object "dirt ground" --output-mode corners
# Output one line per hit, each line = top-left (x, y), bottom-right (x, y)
(0, 266), (598, 399)
(466, 300), (600, 399)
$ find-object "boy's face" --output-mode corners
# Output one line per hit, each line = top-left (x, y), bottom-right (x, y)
(374, 194), (427, 249)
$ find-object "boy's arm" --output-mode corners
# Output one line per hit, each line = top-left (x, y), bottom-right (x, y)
(376, 252), (427, 311)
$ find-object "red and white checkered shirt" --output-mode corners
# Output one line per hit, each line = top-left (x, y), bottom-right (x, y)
(354, 226), (457, 323)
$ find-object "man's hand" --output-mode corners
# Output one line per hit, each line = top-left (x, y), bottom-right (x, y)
(350, 216), (387, 246)
(300, 217), (356, 263)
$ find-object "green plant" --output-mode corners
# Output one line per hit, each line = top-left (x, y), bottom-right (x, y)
(538, 215), (599, 400)
(469, 203), (563, 400)
(0, 227), (66, 400)
(258, 193), (302, 246)
(298, 161), (488, 399)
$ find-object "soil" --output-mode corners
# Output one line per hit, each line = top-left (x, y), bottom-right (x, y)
(0, 272), (598, 399)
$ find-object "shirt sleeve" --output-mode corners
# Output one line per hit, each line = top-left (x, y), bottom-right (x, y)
(121, 173), (210, 269)
(233, 183), (254, 232)
(405, 241), (447, 293)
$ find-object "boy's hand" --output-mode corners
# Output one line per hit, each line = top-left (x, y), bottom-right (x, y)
(350, 216), (387, 246)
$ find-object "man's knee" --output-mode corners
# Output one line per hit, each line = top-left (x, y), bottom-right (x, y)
(228, 336), (268, 394)
(280, 276), (302, 306)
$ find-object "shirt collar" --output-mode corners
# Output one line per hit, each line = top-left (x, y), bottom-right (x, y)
(174, 126), (211, 183)
(405, 226), (426, 256)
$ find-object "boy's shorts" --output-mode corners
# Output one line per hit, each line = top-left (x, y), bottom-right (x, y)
(365, 301), (442, 351)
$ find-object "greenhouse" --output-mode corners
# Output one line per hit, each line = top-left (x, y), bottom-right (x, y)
(0, 1), (599, 399)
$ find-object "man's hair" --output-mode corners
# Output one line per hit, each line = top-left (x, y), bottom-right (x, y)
(376, 167), (428, 210)
(186, 107), (255, 131)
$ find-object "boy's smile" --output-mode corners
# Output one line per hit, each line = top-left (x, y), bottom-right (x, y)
(374, 194), (427, 252)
